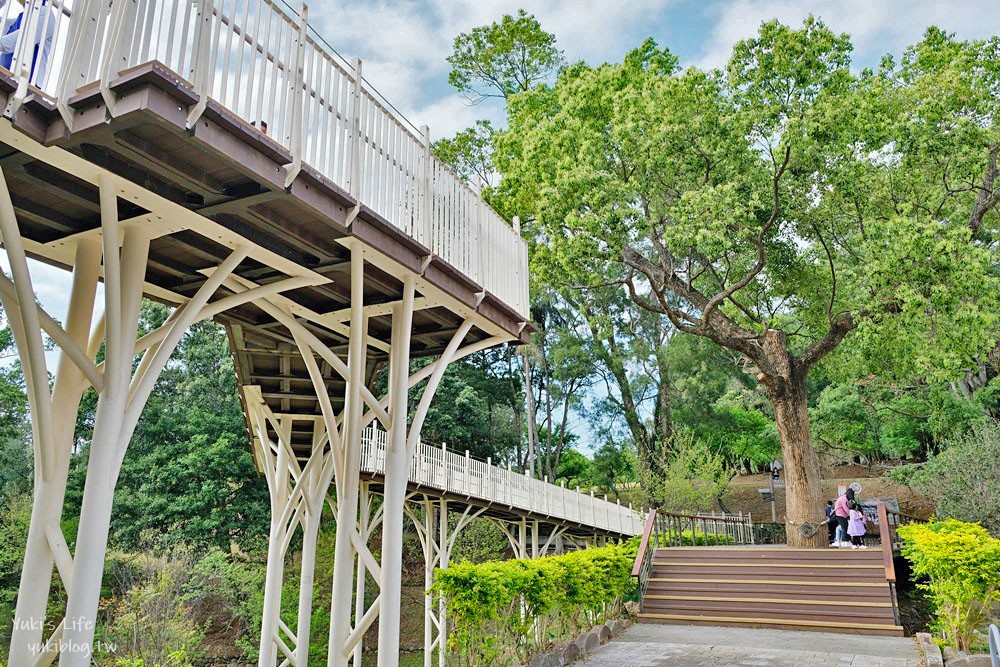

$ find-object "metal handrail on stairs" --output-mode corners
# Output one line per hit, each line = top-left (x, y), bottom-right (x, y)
(988, 623), (999, 667)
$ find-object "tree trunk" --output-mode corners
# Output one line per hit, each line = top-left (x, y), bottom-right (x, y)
(765, 370), (825, 547)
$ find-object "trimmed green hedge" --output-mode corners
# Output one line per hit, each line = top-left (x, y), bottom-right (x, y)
(898, 519), (1000, 651)
(432, 542), (636, 666)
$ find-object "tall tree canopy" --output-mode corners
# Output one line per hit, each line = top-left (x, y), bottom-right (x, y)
(496, 19), (999, 544)
(447, 9), (565, 104)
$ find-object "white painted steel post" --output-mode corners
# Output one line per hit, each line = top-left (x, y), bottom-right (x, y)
(257, 424), (290, 667)
(294, 419), (326, 667)
(328, 247), (368, 667)
(6, 239), (100, 665)
(421, 125), (432, 247)
(186, 0), (218, 128)
(59, 183), (153, 666)
(284, 3), (308, 185)
(464, 450), (470, 493)
(421, 499), (437, 667)
(376, 276), (415, 667)
(353, 482), (372, 666)
(346, 58), (364, 210)
(55, 0), (104, 126)
(437, 498), (448, 667)
(441, 441), (448, 492)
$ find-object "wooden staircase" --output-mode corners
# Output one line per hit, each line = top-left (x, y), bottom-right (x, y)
(638, 546), (904, 636)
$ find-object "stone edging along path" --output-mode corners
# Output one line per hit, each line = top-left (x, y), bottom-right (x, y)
(527, 618), (632, 667)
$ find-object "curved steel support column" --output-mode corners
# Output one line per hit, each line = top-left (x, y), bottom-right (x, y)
(5, 239), (100, 667)
(2, 168), (251, 666)
(374, 275), (416, 667)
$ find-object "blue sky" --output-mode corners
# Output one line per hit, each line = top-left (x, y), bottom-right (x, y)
(307, 0), (1000, 139)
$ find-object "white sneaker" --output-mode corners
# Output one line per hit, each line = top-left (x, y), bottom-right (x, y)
(859, 545), (869, 549)
(830, 542), (839, 547)
(851, 545), (859, 549)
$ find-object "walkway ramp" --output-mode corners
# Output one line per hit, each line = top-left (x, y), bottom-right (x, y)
(639, 546), (903, 636)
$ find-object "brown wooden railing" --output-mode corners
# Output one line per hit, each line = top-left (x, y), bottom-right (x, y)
(631, 509), (787, 606)
(876, 502), (924, 626)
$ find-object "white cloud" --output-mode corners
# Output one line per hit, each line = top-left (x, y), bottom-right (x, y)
(401, 93), (505, 141)
(693, 0), (998, 71)
(308, 0), (677, 138)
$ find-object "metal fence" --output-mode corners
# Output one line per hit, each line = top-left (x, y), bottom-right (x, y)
(3, 0), (529, 317)
(358, 426), (645, 536)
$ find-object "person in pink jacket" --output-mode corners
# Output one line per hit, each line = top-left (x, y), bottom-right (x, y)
(831, 488), (853, 547)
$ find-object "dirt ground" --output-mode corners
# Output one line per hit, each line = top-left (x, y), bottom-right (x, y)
(720, 469), (934, 521)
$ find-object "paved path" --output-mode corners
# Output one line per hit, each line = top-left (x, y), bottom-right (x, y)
(584, 624), (924, 667)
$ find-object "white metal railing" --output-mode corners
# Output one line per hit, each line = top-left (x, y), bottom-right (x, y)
(360, 426), (644, 536)
(4, 0), (529, 316)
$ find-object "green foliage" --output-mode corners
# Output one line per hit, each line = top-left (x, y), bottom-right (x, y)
(637, 430), (734, 513)
(183, 549), (266, 659)
(447, 10), (564, 103)
(893, 421), (1000, 535)
(432, 543), (635, 666)
(67, 308), (270, 554)
(432, 120), (496, 189)
(414, 351), (522, 463)
(674, 530), (735, 546)
(898, 520), (1000, 651)
(451, 517), (511, 564)
(0, 492), (31, 653)
(495, 17), (1000, 522)
(96, 557), (206, 667)
(588, 440), (636, 494)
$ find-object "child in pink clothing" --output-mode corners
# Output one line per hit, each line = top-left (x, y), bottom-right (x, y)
(847, 502), (868, 548)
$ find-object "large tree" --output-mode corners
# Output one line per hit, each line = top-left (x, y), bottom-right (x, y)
(496, 21), (999, 544)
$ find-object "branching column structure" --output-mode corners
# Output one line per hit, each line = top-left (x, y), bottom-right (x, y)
(246, 244), (502, 667)
(494, 519), (572, 559)
(406, 498), (486, 667)
(1, 168), (315, 666)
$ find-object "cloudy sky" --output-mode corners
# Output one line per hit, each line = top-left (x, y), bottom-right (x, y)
(4, 0), (998, 414)
(307, 0), (1000, 140)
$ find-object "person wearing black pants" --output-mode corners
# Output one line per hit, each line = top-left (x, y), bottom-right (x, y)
(832, 488), (854, 546)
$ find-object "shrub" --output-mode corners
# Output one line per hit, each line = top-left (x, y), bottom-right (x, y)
(636, 429), (734, 513)
(96, 552), (205, 667)
(897, 519), (1000, 651)
(182, 549), (266, 659)
(0, 492), (31, 656)
(676, 530), (735, 546)
(893, 421), (1000, 536)
(432, 543), (635, 666)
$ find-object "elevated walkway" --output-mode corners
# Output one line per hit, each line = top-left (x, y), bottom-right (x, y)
(357, 425), (643, 539)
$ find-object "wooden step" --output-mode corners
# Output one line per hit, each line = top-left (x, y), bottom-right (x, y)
(644, 593), (892, 609)
(649, 563), (886, 582)
(645, 579), (891, 602)
(654, 547), (883, 562)
(639, 546), (898, 636)
(636, 613), (904, 636)
(641, 598), (897, 624)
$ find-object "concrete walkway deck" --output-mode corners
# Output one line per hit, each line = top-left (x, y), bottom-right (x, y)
(584, 624), (924, 667)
